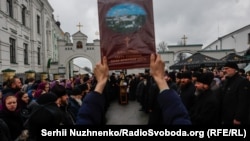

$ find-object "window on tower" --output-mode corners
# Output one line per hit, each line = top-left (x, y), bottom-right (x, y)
(77, 41), (83, 48)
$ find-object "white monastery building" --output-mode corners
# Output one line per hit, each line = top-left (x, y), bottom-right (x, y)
(0, 0), (250, 82)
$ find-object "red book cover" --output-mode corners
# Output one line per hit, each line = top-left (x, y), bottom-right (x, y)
(98, 0), (156, 70)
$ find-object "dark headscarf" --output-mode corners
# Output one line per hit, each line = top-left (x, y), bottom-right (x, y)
(0, 93), (24, 140)
(15, 91), (29, 110)
(0, 93), (19, 114)
(34, 82), (47, 99)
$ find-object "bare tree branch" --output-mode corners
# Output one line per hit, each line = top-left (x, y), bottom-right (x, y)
(157, 41), (168, 52)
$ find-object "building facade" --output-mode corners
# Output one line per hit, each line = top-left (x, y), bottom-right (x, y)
(161, 25), (250, 70)
(203, 25), (250, 53)
(0, 0), (60, 81)
(1, 0), (250, 82)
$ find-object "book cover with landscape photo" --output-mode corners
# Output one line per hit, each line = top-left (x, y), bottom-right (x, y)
(98, 0), (156, 70)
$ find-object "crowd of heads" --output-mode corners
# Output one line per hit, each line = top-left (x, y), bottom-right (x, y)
(0, 73), (96, 140)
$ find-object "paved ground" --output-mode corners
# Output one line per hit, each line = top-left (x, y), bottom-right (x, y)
(105, 100), (149, 125)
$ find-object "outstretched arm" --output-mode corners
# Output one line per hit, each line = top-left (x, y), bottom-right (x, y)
(76, 56), (109, 125)
(150, 54), (191, 125)
(149, 54), (169, 92)
(93, 56), (109, 94)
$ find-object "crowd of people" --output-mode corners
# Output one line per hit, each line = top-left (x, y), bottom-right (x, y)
(0, 54), (250, 140)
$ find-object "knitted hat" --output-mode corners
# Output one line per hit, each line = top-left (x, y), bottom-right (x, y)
(36, 93), (58, 105)
(192, 71), (201, 78)
(196, 72), (214, 85)
(83, 76), (90, 83)
(71, 87), (82, 96)
(168, 71), (176, 81)
(181, 71), (192, 79)
(28, 103), (62, 127)
(176, 72), (182, 79)
(78, 83), (88, 92)
(224, 62), (239, 70)
(50, 84), (67, 97)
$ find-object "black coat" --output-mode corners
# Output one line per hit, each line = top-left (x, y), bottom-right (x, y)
(219, 74), (250, 124)
(189, 89), (220, 125)
(0, 110), (24, 140)
(147, 82), (162, 124)
(179, 82), (196, 112)
(68, 97), (81, 122)
(0, 118), (12, 141)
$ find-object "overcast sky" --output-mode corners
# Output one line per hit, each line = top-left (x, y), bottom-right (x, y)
(48, 0), (250, 68)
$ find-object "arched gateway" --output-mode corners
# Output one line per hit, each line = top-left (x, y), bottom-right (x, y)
(49, 32), (236, 79)
(50, 30), (101, 79)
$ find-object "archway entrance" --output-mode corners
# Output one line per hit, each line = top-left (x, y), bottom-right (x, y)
(73, 57), (93, 76)
(74, 57), (92, 69)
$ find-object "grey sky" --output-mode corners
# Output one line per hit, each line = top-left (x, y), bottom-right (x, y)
(48, 0), (250, 68)
(49, 0), (250, 46)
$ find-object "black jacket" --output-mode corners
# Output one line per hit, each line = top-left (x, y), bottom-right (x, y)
(190, 89), (220, 125)
(219, 74), (250, 124)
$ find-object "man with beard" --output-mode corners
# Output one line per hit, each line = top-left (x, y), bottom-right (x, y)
(2, 76), (22, 95)
(77, 55), (191, 125)
(219, 62), (250, 125)
(175, 72), (182, 94)
(179, 71), (196, 112)
(51, 84), (75, 125)
(189, 72), (220, 125)
(68, 87), (83, 122)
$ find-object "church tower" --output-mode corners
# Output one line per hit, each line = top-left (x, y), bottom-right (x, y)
(72, 23), (88, 50)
